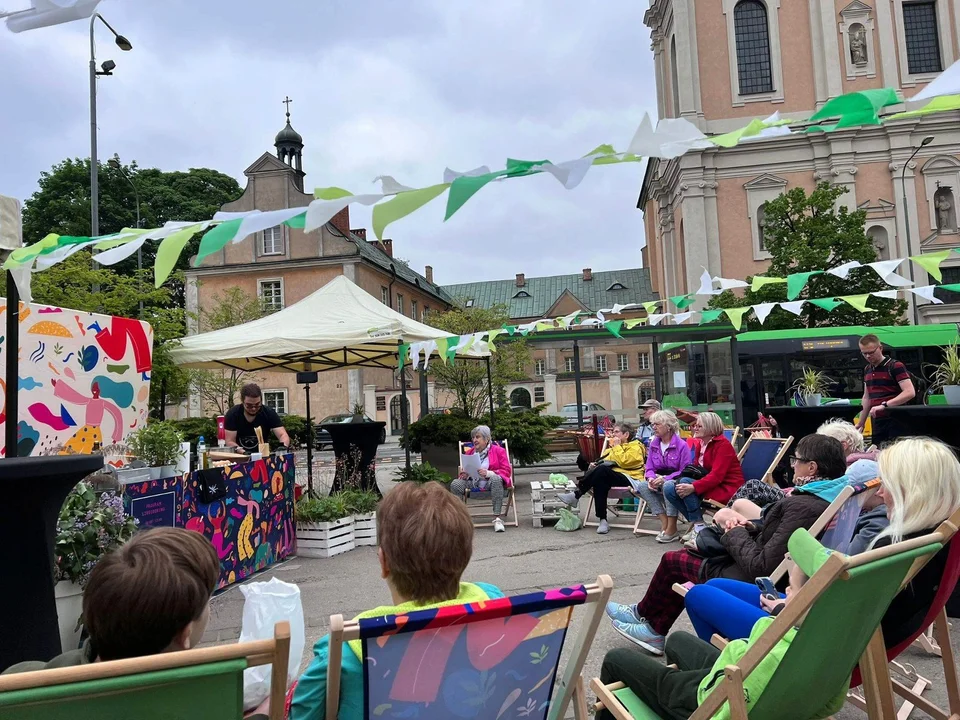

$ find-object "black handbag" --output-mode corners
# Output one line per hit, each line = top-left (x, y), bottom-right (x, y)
(680, 463), (708, 481)
(197, 468), (229, 504)
(690, 524), (727, 558)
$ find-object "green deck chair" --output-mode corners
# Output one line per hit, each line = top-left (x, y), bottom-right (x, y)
(0, 621), (291, 720)
(592, 529), (943, 720)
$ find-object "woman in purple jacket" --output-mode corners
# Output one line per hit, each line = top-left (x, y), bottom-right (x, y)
(629, 410), (692, 543)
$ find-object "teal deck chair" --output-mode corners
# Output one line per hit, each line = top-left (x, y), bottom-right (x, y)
(0, 621), (291, 720)
(593, 529), (943, 719)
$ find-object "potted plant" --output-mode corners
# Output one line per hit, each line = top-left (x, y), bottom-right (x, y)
(392, 461), (453, 485)
(294, 495), (355, 558)
(350, 402), (366, 423)
(930, 342), (960, 405)
(790, 367), (833, 407)
(400, 412), (475, 477)
(55, 481), (138, 652)
(127, 422), (185, 479)
(340, 489), (380, 546)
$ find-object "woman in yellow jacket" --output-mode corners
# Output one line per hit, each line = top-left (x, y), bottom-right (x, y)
(558, 422), (646, 534)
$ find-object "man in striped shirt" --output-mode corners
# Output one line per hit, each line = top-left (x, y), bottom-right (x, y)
(855, 333), (915, 445)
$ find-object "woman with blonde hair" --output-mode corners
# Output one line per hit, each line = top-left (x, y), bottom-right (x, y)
(816, 418), (879, 484)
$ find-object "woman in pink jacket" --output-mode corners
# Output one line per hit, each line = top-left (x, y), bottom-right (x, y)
(451, 425), (513, 532)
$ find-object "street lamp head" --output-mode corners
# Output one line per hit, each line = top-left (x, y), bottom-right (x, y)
(115, 34), (132, 51)
(922, 135), (935, 147)
(107, 156), (121, 169)
(100, 59), (116, 74)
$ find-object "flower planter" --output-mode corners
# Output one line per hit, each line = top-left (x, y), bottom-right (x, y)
(55, 581), (84, 654)
(147, 466), (162, 480)
(354, 512), (377, 547)
(944, 385), (960, 406)
(296, 517), (355, 558)
(804, 393), (822, 407)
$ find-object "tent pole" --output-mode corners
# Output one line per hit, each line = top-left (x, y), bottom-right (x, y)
(573, 338), (584, 427)
(5, 270), (19, 457)
(651, 339), (662, 403)
(304, 381), (314, 496)
(731, 335), (744, 434)
(703, 340), (712, 405)
(419, 368), (429, 418)
(399, 346), (411, 471)
(485, 356), (495, 436)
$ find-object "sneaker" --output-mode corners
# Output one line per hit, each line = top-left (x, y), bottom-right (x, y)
(556, 491), (577, 506)
(605, 602), (641, 624)
(683, 523), (706, 550)
(656, 531), (680, 544)
(493, 517), (505, 533)
(611, 619), (665, 655)
(597, 519), (610, 534)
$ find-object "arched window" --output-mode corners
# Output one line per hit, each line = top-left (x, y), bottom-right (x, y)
(670, 36), (681, 117)
(734, 0), (773, 95)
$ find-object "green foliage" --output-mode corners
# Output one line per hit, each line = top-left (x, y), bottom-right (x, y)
(708, 183), (907, 330)
(170, 416), (218, 450)
(126, 421), (185, 466)
(56, 482), (138, 587)
(477, 408), (564, 466)
(279, 414), (308, 448)
(294, 495), (351, 523)
(425, 303), (529, 416)
(339, 488), (380, 515)
(400, 412), (476, 452)
(392, 462), (453, 485)
(930, 342), (960, 388)
(790, 367), (835, 398)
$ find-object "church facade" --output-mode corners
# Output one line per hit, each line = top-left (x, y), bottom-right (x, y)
(641, 0), (960, 324)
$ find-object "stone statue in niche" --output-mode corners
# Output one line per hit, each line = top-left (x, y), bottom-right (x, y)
(935, 186), (956, 232)
(757, 203), (768, 250)
(850, 24), (868, 66)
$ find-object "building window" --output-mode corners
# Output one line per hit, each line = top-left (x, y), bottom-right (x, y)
(734, 1), (774, 95)
(903, 1), (942, 74)
(534, 386), (545, 403)
(935, 266), (960, 303)
(260, 226), (283, 256)
(638, 352), (651, 370)
(513, 290), (531, 299)
(396, 293), (404, 316)
(411, 300), (418, 320)
(535, 359), (545, 376)
(421, 306), (429, 322)
(639, 383), (655, 403)
(564, 356), (575, 373)
(258, 279), (284, 312)
(596, 355), (608, 372)
(607, 282), (628, 291)
(263, 390), (287, 415)
(465, 299), (475, 307)
(381, 286), (389, 305)
(618, 353), (629, 372)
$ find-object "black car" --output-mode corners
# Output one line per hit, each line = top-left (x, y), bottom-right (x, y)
(314, 413), (387, 450)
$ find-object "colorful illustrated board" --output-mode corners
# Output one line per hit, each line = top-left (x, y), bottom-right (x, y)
(123, 454), (297, 589)
(0, 300), (152, 461)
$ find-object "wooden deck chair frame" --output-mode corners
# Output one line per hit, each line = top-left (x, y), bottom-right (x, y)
(593, 533), (945, 720)
(325, 575), (614, 720)
(723, 426), (741, 447)
(583, 438), (644, 531)
(457, 439), (520, 528)
(0, 622), (291, 720)
(736, 434), (793, 487)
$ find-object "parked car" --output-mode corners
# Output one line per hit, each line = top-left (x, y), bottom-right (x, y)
(315, 413), (387, 450)
(559, 402), (606, 425)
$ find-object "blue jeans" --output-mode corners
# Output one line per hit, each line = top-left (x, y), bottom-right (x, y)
(684, 579), (784, 642)
(663, 478), (704, 522)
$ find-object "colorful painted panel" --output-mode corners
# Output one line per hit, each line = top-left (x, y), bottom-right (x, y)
(122, 476), (184, 530)
(0, 300), (152, 461)
(358, 586), (587, 719)
(181, 454), (297, 589)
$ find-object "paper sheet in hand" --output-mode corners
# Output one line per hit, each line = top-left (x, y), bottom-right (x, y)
(460, 451), (483, 481)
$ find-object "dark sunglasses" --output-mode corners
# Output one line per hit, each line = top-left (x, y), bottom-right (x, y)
(789, 455), (810, 465)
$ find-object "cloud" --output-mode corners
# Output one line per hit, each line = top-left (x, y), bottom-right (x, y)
(0, 0), (657, 283)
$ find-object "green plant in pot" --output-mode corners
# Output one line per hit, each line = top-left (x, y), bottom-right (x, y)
(294, 494), (351, 525)
(351, 401), (366, 423)
(392, 461), (452, 485)
(790, 367), (833, 407)
(339, 488), (380, 515)
(127, 421), (185, 479)
(931, 342), (960, 406)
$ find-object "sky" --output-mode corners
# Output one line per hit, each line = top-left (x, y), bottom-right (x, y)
(0, 0), (657, 285)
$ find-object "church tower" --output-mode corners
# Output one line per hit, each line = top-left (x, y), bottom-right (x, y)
(275, 95), (304, 185)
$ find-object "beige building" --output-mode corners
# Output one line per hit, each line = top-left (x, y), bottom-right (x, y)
(641, 0), (960, 323)
(185, 113), (451, 431)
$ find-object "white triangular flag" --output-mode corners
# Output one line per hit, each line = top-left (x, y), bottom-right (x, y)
(672, 312), (693, 324)
(648, 313), (669, 326)
(374, 175), (416, 194)
(596, 310), (606, 324)
(408, 342), (424, 370)
(696, 268), (717, 296)
(752, 302), (777, 324)
(626, 113), (713, 159)
(558, 311), (580, 329)
(716, 276), (749, 291)
(910, 285), (944, 304)
(421, 340), (438, 370)
(867, 259), (913, 286)
(871, 290), (900, 300)
(827, 261), (862, 279)
(780, 300), (806, 315)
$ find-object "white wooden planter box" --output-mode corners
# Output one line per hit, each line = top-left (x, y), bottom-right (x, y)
(353, 512), (377, 547)
(296, 517), (355, 558)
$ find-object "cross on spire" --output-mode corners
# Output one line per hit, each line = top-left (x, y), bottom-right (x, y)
(283, 95), (293, 120)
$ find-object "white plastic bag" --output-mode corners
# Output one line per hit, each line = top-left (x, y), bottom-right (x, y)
(238, 577), (306, 710)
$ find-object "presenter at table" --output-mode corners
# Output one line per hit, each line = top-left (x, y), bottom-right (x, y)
(224, 383), (290, 451)
(856, 333), (915, 445)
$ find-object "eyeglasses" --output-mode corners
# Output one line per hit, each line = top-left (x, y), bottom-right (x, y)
(789, 455), (810, 465)
(860, 346), (881, 358)
(243, 402), (262, 411)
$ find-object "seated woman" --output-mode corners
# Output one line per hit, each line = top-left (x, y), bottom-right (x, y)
(816, 417), (879, 483)
(602, 434), (845, 656)
(557, 422), (645, 535)
(575, 415), (616, 472)
(684, 436), (960, 651)
(450, 424), (513, 533)
(289, 482), (504, 720)
(632, 410), (692, 544)
(661, 411), (744, 544)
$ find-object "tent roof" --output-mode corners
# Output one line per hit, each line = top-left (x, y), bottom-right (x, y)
(170, 275), (486, 372)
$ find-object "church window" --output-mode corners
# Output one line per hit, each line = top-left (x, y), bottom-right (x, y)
(734, 1), (774, 95)
(260, 226), (283, 255)
(903, 1), (942, 74)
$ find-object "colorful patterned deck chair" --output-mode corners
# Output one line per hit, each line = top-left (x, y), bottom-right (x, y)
(736, 435), (793, 487)
(0, 621), (291, 720)
(458, 440), (520, 528)
(326, 575), (613, 720)
(593, 530), (944, 720)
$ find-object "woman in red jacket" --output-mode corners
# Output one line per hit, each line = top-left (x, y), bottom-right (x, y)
(663, 411), (744, 543)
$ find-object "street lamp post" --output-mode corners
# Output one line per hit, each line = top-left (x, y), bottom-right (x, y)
(900, 135), (935, 326)
(108, 155), (142, 318)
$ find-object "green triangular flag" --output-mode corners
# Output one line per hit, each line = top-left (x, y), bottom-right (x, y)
(808, 297), (843, 312)
(624, 318), (646, 329)
(373, 183), (449, 240)
(445, 172), (502, 220)
(786, 271), (823, 300)
(911, 249), (953, 282)
(840, 294), (874, 312)
(398, 343), (409, 369)
(503, 324), (517, 336)
(751, 276), (788, 292)
(314, 186), (354, 200)
(445, 338), (460, 361)
(194, 218), (243, 266)
(435, 337), (449, 364)
(642, 301), (660, 314)
(284, 212), (307, 229)
(486, 329), (503, 351)
(724, 307), (750, 330)
(940, 283), (960, 292)
(604, 320), (624, 338)
(669, 294), (696, 309)
(155, 223), (205, 287)
(699, 309), (723, 324)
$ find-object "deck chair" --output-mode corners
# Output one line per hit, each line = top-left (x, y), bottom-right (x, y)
(458, 440), (520, 528)
(737, 435), (793, 486)
(583, 439), (644, 531)
(0, 621), (291, 720)
(593, 529), (944, 720)
(326, 575), (614, 720)
(723, 426), (741, 448)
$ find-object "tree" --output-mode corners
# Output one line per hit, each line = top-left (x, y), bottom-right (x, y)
(709, 183), (907, 330)
(426, 304), (530, 417)
(187, 287), (268, 414)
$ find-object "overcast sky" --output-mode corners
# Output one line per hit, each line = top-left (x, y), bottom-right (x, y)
(0, 0), (656, 285)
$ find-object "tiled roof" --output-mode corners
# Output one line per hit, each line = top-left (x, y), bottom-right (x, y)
(443, 268), (658, 320)
(352, 233), (453, 304)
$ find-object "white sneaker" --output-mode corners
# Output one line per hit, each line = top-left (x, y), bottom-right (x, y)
(556, 491), (577, 506)
(597, 519), (610, 534)
(656, 531), (680, 544)
(493, 517), (505, 533)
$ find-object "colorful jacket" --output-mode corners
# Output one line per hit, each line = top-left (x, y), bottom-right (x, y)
(691, 436), (745, 505)
(289, 582), (504, 720)
(486, 443), (513, 486)
(600, 439), (647, 480)
(645, 433), (693, 482)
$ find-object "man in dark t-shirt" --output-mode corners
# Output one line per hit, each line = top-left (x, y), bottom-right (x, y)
(856, 334), (915, 445)
(224, 383), (290, 452)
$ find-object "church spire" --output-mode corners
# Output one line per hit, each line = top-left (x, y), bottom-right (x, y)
(275, 95), (304, 174)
